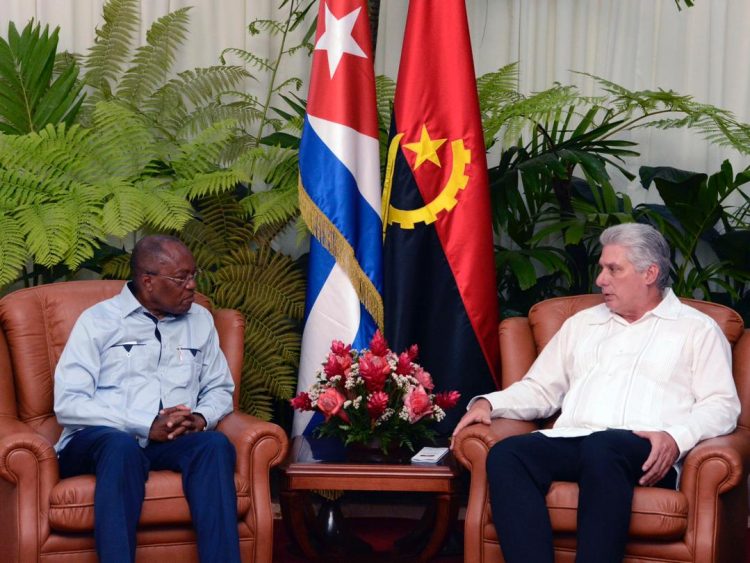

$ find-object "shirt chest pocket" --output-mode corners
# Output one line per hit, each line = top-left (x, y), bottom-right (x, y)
(170, 347), (203, 388)
(102, 343), (150, 384)
(637, 337), (686, 385)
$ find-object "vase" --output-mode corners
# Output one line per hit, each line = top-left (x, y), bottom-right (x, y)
(345, 438), (412, 464)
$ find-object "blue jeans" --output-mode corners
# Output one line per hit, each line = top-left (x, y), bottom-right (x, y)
(58, 426), (241, 563)
(486, 429), (677, 563)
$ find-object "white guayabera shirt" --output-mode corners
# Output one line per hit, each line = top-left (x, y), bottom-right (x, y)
(475, 289), (740, 459)
(54, 283), (234, 452)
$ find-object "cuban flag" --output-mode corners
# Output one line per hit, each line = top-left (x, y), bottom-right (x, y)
(294, 0), (383, 437)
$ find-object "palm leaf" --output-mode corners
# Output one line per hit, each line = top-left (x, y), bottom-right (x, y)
(0, 20), (84, 134)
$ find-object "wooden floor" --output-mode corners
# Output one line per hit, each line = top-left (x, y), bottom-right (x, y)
(272, 516), (750, 562)
(272, 516), (463, 562)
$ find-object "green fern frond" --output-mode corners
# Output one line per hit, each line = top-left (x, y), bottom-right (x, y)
(117, 8), (191, 105)
(248, 19), (286, 37)
(270, 76), (303, 95)
(211, 246), (305, 318)
(220, 47), (274, 72)
(0, 168), (48, 207)
(174, 169), (247, 199)
(0, 214), (27, 286)
(101, 252), (132, 279)
(238, 360), (275, 419)
(482, 84), (584, 149)
(101, 183), (146, 236)
(175, 103), (261, 142)
(60, 190), (105, 268)
(139, 186), (193, 231)
(170, 119), (238, 178)
(164, 66), (249, 107)
(0, 124), (90, 190)
(88, 101), (157, 179)
(244, 349), (297, 399)
(84, 0), (139, 94)
(245, 314), (301, 364)
(375, 74), (395, 127)
(241, 184), (299, 230)
(17, 203), (71, 266)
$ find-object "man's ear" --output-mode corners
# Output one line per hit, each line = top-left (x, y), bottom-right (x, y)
(644, 263), (660, 285)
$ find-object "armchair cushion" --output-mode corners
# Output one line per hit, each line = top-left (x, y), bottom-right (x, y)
(49, 472), (253, 532)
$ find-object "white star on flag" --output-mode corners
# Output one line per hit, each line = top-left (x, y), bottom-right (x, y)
(314, 3), (367, 78)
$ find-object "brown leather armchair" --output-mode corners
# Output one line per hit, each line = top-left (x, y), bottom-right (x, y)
(0, 280), (289, 563)
(453, 294), (750, 563)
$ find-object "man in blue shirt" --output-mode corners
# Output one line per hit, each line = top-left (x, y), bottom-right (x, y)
(54, 235), (240, 563)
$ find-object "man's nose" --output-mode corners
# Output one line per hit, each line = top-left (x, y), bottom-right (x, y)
(595, 272), (606, 287)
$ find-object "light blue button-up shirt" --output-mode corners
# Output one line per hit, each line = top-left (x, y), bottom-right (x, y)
(54, 283), (234, 452)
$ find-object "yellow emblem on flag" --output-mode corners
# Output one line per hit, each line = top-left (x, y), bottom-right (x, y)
(382, 127), (471, 232)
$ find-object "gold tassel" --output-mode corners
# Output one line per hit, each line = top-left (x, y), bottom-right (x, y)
(299, 178), (384, 331)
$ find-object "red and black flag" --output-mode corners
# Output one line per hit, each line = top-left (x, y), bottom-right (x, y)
(383, 0), (500, 433)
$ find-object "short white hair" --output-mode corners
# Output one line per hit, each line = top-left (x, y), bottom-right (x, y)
(600, 224), (671, 289)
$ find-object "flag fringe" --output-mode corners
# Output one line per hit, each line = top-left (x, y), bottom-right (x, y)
(299, 178), (384, 331)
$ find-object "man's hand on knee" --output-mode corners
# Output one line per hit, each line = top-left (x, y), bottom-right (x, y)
(635, 430), (679, 486)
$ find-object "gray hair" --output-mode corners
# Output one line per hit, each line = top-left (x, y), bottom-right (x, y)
(599, 224), (671, 289)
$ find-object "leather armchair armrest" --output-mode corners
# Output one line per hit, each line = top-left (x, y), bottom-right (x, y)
(218, 412), (288, 563)
(680, 428), (750, 496)
(217, 411), (289, 478)
(0, 416), (58, 483)
(0, 416), (59, 558)
(452, 418), (538, 471)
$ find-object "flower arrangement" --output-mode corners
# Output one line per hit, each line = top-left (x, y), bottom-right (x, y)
(290, 330), (460, 454)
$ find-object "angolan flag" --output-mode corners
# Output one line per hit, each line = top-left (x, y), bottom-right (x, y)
(383, 0), (500, 433)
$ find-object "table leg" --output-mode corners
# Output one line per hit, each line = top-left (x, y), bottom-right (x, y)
(279, 490), (322, 561)
(391, 492), (460, 562)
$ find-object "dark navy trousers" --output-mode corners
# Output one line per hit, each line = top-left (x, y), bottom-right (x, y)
(486, 429), (677, 563)
(58, 426), (241, 563)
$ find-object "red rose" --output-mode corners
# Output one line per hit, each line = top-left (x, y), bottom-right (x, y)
(359, 352), (391, 392)
(317, 388), (349, 423)
(413, 367), (434, 391)
(367, 391), (389, 419)
(404, 385), (433, 423)
(434, 390), (461, 410)
(290, 391), (312, 411)
(323, 352), (353, 379)
(369, 329), (389, 357)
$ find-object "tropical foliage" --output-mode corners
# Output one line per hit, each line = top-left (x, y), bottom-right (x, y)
(0, 20), (84, 135)
(0, 0), (311, 420)
(87, 0), (311, 420)
(475, 62), (750, 319)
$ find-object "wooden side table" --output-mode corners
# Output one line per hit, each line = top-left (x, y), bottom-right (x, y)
(279, 436), (461, 562)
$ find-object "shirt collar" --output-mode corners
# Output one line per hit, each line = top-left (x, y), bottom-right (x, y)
(589, 287), (680, 325)
(117, 281), (194, 320)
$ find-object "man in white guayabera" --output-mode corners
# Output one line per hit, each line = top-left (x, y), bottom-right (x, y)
(452, 223), (740, 563)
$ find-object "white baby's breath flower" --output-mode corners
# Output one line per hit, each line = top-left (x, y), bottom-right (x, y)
(433, 405), (446, 422)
